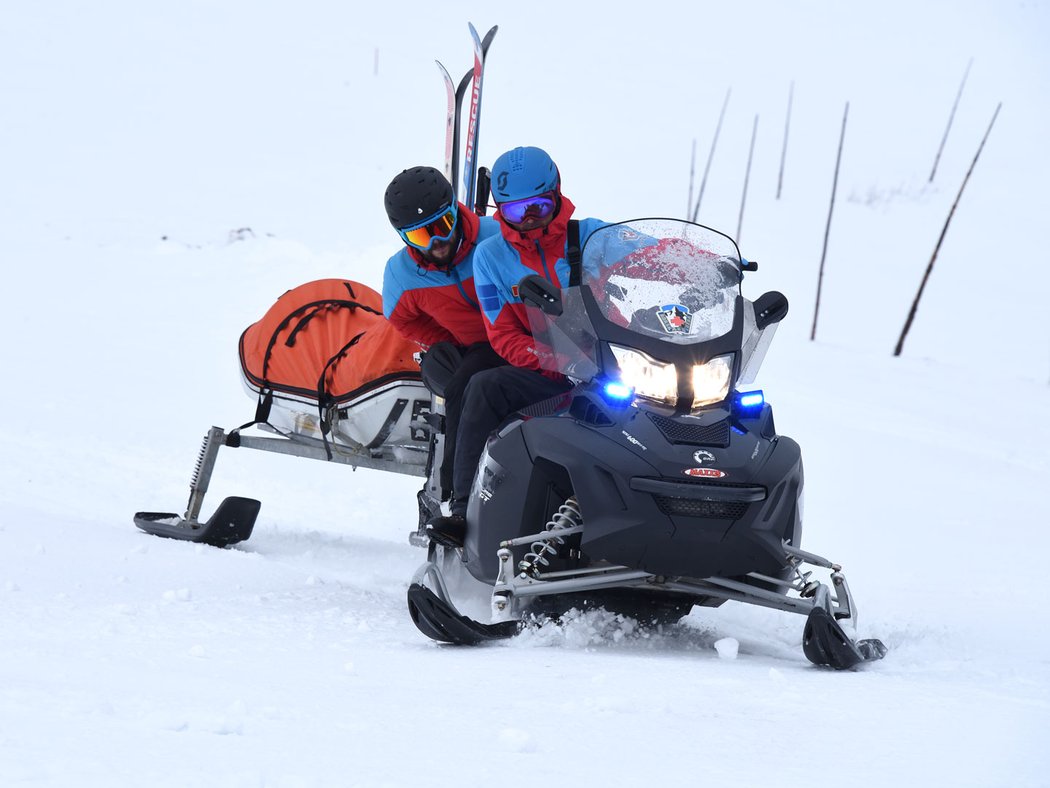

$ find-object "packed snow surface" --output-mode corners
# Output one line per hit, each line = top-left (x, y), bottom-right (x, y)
(2, 1), (1048, 786)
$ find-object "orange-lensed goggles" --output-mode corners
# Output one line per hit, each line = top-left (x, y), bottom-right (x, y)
(398, 204), (458, 250)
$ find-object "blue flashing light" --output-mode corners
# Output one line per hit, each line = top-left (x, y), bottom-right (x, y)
(602, 380), (635, 405)
(736, 390), (765, 413)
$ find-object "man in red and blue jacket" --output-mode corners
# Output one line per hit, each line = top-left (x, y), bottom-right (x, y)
(381, 166), (505, 503)
(425, 147), (607, 547)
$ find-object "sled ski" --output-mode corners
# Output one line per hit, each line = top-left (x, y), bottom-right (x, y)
(134, 497), (261, 548)
(135, 414), (432, 548)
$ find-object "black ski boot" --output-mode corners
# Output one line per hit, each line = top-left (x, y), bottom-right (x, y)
(426, 514), (466, 548)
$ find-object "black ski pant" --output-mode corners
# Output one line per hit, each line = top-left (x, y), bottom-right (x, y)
(451, 366), (572, 516)
(419, 341), (506, 499)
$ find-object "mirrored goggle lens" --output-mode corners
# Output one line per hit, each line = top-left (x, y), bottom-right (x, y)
(399, 207), (457, 249)
(498, 193), (556, 224)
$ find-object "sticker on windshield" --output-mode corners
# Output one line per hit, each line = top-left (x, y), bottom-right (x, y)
(657, 304), (692, 334)
(684, 467), (726, 478)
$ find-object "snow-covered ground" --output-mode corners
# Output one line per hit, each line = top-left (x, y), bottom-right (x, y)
(2, 2), (1048, 786)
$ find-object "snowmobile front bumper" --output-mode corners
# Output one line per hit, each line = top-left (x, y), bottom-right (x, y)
(408, 537), (886, 669)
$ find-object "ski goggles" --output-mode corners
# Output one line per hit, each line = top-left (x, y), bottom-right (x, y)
(398, 203), (458, 250)
(497, 192), (557, 225)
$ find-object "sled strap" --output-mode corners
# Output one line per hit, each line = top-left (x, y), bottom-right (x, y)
(366, 398), (409, 449)
(285, 299), (383, 350)
(567, 220), (582, 286)
(315, 331), (366, 460)
(226, 389), (273, 447)
(260, 298), (381, 378)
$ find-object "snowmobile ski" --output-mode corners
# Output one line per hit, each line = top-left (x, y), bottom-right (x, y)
(803, 607), (888, 669)
(407, 583), (518, 645)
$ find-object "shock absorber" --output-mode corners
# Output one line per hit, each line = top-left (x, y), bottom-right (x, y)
(184, 426), (224, 523)
(518, 496), (583, 577)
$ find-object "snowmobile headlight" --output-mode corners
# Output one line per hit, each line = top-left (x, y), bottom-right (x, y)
(609, 344), (677, 405)
(691, 354), (733, 409)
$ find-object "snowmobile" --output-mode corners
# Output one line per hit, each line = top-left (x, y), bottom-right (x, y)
(407, 218), (887, 669)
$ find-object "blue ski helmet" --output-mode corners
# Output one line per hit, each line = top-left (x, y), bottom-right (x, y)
(491, 146), (560, 203)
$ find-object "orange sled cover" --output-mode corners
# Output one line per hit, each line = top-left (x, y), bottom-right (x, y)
(239, 279), (421, 404)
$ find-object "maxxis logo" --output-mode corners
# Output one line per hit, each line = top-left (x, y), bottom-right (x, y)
(683, 467), (727, 478)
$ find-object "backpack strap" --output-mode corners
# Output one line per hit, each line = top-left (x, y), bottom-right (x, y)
(567, 219), (582, 286)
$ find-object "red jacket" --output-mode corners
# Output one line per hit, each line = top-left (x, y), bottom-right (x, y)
(472, 196), (606, 374)
(381, 206), (500, 348)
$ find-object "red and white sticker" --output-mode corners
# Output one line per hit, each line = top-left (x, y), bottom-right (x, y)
(684, 467), (727, 478)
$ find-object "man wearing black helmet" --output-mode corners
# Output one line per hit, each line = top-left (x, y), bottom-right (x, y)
(381, 166), (505, 510)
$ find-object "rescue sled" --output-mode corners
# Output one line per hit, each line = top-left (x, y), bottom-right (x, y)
(134, 279), (441, 547)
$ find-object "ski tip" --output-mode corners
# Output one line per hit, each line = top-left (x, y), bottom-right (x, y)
(407, 582), (518, 645)
(802, 606), (887, 670)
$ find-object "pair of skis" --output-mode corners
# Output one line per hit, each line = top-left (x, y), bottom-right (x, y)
(437, 23), (497, 215)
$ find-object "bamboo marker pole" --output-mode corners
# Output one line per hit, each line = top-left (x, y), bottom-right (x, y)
(777, 81), (793, 200)
(737, 114), (759, 243)
(691, 88), (731, 222)
(811, 102), (849, 342)
(930, 59), (973, 183)
(896, 102), (1002, 357)
(687, 139), (696, 220)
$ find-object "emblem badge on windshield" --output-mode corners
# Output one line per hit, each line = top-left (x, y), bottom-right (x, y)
(657, 303), (692, 334)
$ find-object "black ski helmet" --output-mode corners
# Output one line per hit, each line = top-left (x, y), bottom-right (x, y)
(384, 166), (455, 230)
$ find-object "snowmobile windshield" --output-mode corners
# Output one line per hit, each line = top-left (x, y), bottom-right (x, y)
(581, 219), (742, 346)
(521, 219), (744, 383)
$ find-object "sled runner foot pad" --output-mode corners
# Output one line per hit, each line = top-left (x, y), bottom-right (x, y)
(407, 583), (519, 646)
(803, 606), (887, 669)
(134, 496), (261, 548)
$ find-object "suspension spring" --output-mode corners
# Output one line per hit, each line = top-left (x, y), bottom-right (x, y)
(518, 496), (583, 577)
(189, 431), (213, 489)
